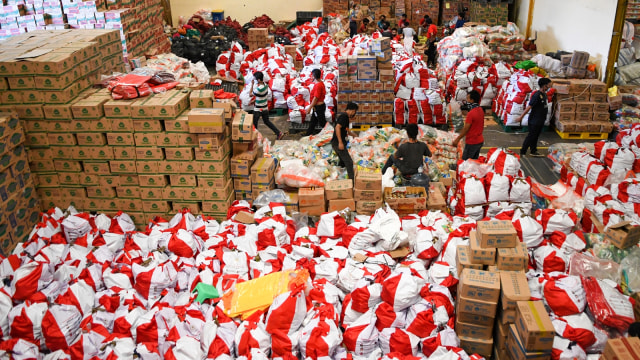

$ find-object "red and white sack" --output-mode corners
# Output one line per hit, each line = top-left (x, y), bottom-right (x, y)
(594, 141), (618, 162)
(95, 336), (136, 359)
(222, 251), (250, 279)
(350, 279), (383, 313)
(378, 328), (421, 356)
(11, 261), (54, 300)
(201, 319), (237, 359)
(394, 99), (407, 126)
(605, 148), (635, 172)
(165, 336), (204, 360)
(132, 259), (178, 303)
(551, 336), (587, 360)
(534, 245), (569, 274)
(536, 209), (578, 235)
(543, 275), (586, 316)
(265, 289), (307, 335)
(298, 315), (342, 359)
(490, 151), (521, 177)
(0, 339), (41, 360)
(413, 228), (443, 260)
(420, 327), (459, 357)
(102, 265), (133, 289)
(552, 312), (607, 352)
(0, 290), (11, 338)
(404, 301), (440, 338)
(235, 315), (271, 357)
(586, 162), (611, 187)
(582, 276), (635, 332)
(548, 231), (586, 254)
(316, 211), (348, 238)
(342, 310), (380, 357)
(55, 280), (94, 317)
(512, 212), (544, 248)
(380, 272), (422, 312)
(8, 301), (48, 343)
(42, 304), (82, 351)
(374, 302), (408, 331)
(510, 177), (532, 203)
(167, 229), (202, 258)
(485, 173), (511, 202)
(459, 176), (486, 206)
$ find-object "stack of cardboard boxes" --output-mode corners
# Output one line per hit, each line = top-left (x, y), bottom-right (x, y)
(323, 0), (393, 24)
(602, 338), (640, 360)
(354, 170), (382, 215)
(383, 186), (428, 216)
(0, 112), (40, 255)
(299, 187), (326, 216)
(325, 179), (355, 212)
(506, 301), (554, 360)
(455, 220), (525, 359)
(469, 1), (508, 26)
(407, 0), (439, 26)
(560, 51), (591, 79)
(553, 79), (613, 134)
(441, 0), (470, 24)
(230, 111), (260, 202)
(337, 51), (395, 126)
(248, 28), (272, 51)
(284, 45), (303, 71)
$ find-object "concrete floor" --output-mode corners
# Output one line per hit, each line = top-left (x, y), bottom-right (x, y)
(255, 113), (604, 185)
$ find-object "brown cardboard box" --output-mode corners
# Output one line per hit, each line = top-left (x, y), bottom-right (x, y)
(354, 188), (382, 202)
(299, 187), (325, 207)
(213, 100), (237, 120)
(605, 221), (640, 249)
(163, 187), (184, 201)
(455, 245), (483, 277)
(231, 111), (256, 142)
(515, 301), (554, 352)
(164, 148), (194, 162)
(198, 133), (227, 150)
(231, 151), (257, 177)
(202, 192), (235, 213)
(84, 161), (111, 175)
(119, 175), (139, 186)
(165, 116), (190, 133)
(103, 99), (133, 118)
(86, 186), (117, 199)
(139, 175), (168, 187)
(190, 89), (214, 108)
(455, 319), (493, 340)
(110, 160), (137, 174)
(554, 111), (575, 122)
(183, 188), (205, 202)
(575, 112), (593, 122)
(252, 181), (275, 197)
(355, 169), (382, 190)
(603, 338), (640, 360)
(458, 336), (493, 358)
(107, 133), (134, 146)
(202, 179), (233, 201)
(328, 198), (356, 212)
(506, 324), (551, 360)
(234, 177), (252, 192)
(555, 101), (576, 113)
(116, 186), (141, 199)
(133, 119), (162, 133)
(198, 175), (230, 189)
(188, 108), (225, 133)
(325, 179), (354, 200)
(75, 133), (107, 147)
(142, 200), (171, 213)
(356, 200), (383, 215)
(113, 147), (136, 160)
(469, 231), (496, 265)
(500, 271), (531, 309)
(497, 242), (528, 271)
(250, 157), (277, 184)
(195, 143), (231, 161)
(299, 204), (326, 216)
(458, 295), (498, 318)
(135, 147), (164, 161)
(458, 268), (501, 303)
(458, 309), (495, 327)
(575, 102), (594, 113)
(476, 220), (518, 248)
(110, 118), (134, 132)
(383, 187), (428, 210)
(427, 188), (447, 212)
(200, 158), (228, 174)
(170, 174), (197, 187)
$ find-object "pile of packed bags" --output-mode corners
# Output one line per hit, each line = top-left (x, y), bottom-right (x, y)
(613, 90), (640, 130)
(492, 69), (554, 127)
(444, 59), (514, 107)
(449, 148), (534, 220)
(484, 23), (526, 63)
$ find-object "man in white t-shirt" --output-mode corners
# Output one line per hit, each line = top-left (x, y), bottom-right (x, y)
(402, 22), (416, 40)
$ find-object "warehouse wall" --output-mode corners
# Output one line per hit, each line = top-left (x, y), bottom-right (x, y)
(170, 0), (323, 27)
(516, 0), (617, 79)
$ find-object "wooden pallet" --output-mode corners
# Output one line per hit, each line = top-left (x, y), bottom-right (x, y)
(555, 129), (609, 140)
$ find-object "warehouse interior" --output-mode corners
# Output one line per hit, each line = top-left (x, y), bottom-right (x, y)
(0, 0), (639, 359)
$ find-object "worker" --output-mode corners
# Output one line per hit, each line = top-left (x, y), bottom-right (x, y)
(398, 13), (409, 29)
(382, 124), (432, 179)
(358, 18), (370, 34)
(332, 102), (359, 180)
(348, 4), (358, 38)
(419, 15), (432, 29)
(423, 17), (438, 68)
(518, 78), (552, 157)
(251, 71), (284, 140)
(377, 15), (387, 32)
(381, 23), (392, 38)
(402, 21), (416, 40)
(305, 69), (327, 136)
(391, 27), (401, 42)
(455, 10), (467, 29)
(453, 90), (484, 160)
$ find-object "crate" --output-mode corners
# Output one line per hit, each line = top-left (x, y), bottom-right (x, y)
(555, 129), (609, 140)
(296, 11), (323, 25)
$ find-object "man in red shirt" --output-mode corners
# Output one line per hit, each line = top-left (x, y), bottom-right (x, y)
(453, 90), (484, 160)
(305, 68), (327, 136)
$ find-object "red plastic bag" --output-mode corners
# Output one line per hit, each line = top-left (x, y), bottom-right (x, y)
(581, 276), (635, 332)
(108, 74), (153, 100)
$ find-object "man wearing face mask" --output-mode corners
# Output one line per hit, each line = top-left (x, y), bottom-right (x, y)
(518, 78), (552, 157)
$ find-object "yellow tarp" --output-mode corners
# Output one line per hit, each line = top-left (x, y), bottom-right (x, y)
(222, 269), (308, 319)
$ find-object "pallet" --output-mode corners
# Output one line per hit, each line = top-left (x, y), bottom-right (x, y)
(555, 129), (609, 140)
(270, 108), (287, 116)
(493, 114), (550, 133)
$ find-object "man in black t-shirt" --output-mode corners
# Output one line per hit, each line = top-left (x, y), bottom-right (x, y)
(518, 78), (552, 157)
(332, 102), (359, 179)
(382, 124), (432, 178)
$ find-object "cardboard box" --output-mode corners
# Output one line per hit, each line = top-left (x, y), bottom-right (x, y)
(137, 161), (160, 174)
(457, 309), (495, 327)
(604, 221), (640, 249)
(455, 319), (493, 340)
(234, 177), (252, 192)
(135, 147), (164, 161)
(231, 151), (257, 177)
(328, 198), (356, 212)
(142, 200), (171, 213)
(325, 179), (354, 200)
(299, 204), (326, 216)
(162, 187), (184, 201)
(458, 295), (498, 318)
(198, 133), (227, 150)
(165, 116), (190, 133)
(497, 242), (528, 271)
(476, 220), (518, 248)
(170, 174), (197, 187)
(555, 101), (576, 113)
(500, 271), (531, 310)
(299, 187), (325, 207)
(250, 157), (277, 184)
(212, 100), (237, 119)
(355, 170), (382, 190)
(455, 245), (483, 276)
(383, 187), (428, 210)
(515, 301), (554, 352)
(469, 231), (496, 265)
(354, 188), (382, 202)
(203, 179), (233, 200)
(231, 111), (255, 141)
(458, 268), (501, 303)
(202, 192), (235, 213)
(458, 336), (493, 358)
(139, 175), (168, 187)
(603, 337), (640, 360)
(188, 108), (225, 133)
(190, 89), (214, 108)
(427, 188), (447, 212)
(506, 324), (551, 360)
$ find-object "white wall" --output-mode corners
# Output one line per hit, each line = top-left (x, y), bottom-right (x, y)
(516, 0), (617, 80)
(170, 0), (323, 28)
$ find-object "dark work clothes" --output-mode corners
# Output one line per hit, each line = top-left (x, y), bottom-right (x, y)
(331, 113), (349, 146)
(528, 90), (548, 125)
(252, 109), (280, 135)
(462, 142), (483, 160)
(384, 141), (431, 176)
(306, 103), (327, 136)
